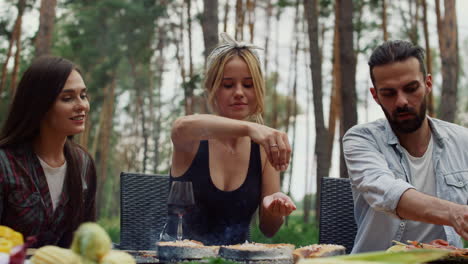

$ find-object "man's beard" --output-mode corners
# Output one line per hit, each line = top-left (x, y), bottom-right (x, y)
(381, 98), (427, 134)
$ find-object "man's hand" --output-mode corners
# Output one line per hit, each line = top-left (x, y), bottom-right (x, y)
(397, 189), (468, 240)
(448, 204), (468, 240)
(262, 192), (297, 217)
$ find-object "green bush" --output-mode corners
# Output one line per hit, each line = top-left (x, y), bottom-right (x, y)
(98, 217), (120, 243)
(250, 214), (318, 247)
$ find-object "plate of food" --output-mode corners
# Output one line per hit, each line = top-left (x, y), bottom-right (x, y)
(293, 244), (346, 263)
(387, 239), (468, 263)
(219, 242), (295, 263)
(156, 240), (219, 261)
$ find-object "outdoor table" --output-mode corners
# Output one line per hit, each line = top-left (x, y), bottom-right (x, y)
(124, 250), (160, 264)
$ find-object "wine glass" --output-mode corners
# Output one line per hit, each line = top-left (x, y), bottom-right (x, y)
(167, 181), (195, 241)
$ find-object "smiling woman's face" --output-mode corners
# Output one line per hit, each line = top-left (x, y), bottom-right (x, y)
(40, 70), (90, 137)
(215, 56), (257, 120)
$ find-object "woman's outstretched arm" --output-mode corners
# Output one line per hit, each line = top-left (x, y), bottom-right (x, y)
(171, 114), (291, 171)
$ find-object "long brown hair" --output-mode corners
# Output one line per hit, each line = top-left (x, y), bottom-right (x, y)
(0, 56), (94, 230)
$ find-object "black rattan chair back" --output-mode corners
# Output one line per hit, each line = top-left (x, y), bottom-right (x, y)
(318, 177), (357, 254)
(119, 172), (170, 250)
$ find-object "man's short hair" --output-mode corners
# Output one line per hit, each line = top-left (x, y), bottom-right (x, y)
(368, 40), (426, 86)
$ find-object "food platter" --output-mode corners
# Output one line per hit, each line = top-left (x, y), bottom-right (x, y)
(219, 243), (295, 263)
(154, 241), (346, 263)
(293, 244), (346, 262)
(156, 240), (219, 261)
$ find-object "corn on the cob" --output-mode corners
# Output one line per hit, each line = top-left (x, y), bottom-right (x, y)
(100, 250), (135, 264)
(0, 238), (13, 253)
(30, 246), (81, 264)
(71, 222), (111, 262)
(298, 249), (450, 264)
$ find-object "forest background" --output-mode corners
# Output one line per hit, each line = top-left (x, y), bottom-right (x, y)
(0, 0), (467, 244)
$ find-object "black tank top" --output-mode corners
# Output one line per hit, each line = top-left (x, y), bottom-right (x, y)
(168, 140), (262, 245)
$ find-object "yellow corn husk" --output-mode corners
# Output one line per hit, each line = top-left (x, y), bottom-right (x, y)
(80, 258), (98, 264)
(100, 250), (136, 264)
(10, 231), (24, 247)
(0, 226), (14, 241)
(298, 249), (450, 264)
(30, 246), (81, 264)
(0, 238), (13, 253)
(71, 222), (111, 262)
(386, 245), (409, 253)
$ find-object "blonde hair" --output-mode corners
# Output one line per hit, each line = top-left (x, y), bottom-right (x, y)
(204, 34), (265, 123)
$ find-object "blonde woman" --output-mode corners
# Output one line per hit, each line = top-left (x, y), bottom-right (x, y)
(169, 33), (296, 245)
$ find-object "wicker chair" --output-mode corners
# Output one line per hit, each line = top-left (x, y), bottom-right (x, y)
(318, 177), (357, 254)
(119, 172), (170, 250)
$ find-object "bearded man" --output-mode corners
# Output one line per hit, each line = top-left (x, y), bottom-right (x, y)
(343, 40), (468, 253)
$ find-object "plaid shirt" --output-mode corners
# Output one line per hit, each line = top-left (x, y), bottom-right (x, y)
(0, 143), (96, 247)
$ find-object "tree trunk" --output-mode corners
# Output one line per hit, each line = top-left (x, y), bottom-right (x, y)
(436, 0), (458, 122)
(174, 4), (189, 115)
(303, 19), (312, 223)
(202, 0), (219, 61)
(246, 0), (255, 42)
(286, 0), (300, 225)
(153, 27), (166, 171)
(382, 0), (388, 41)
(0, 10), (21, 95)
(272, 9), (281, 129)
(327, 1), (341, 165)
(10, 0), (26, 94)
(263, 0), (273, 77)
(96, 76), (116, 217)
(421, 0), (434, 117)
(338, 0), (357, 179)
(223, 1), (229, 33)
(35, 0), (57, 57)
(130, 60), (149, 173)
(399, 0), (420, 44)
(235, 0), (244, 40)
(186, 0), (193, 78)
(304, 0), (330, 222)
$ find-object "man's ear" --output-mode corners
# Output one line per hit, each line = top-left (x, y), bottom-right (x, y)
(370, 87), (380, 104)
(425, 74), (433, 94)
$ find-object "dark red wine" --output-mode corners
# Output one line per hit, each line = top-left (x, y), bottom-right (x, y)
(168, 204), (193, 216)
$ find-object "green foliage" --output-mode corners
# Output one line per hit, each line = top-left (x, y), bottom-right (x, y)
(319, 0), (333, 17)
(251, 213), (318, 247)
(98, 217), (120, 243)
(182, 73), (202, 97)
(263, 72), (302, 129)
(276, 0), (295, 8)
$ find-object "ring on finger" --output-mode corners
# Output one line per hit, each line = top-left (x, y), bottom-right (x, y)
(270, 144), (279, 148)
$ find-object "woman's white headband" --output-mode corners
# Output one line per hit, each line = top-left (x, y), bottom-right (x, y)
(206, 32), (263, 71)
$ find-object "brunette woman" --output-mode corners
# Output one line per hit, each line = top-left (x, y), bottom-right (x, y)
(0, 56), (96, 247)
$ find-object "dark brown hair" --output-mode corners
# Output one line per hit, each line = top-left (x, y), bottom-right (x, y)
(368, 40), (426, 86)
(0, 56), (95, 232)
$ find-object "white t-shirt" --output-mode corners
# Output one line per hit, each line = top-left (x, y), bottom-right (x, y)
(37, 156), (67, 211)
(400, 135), (446, 243)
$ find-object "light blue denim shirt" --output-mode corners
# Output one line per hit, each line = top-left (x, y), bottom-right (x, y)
(343, 117), (468, 253)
